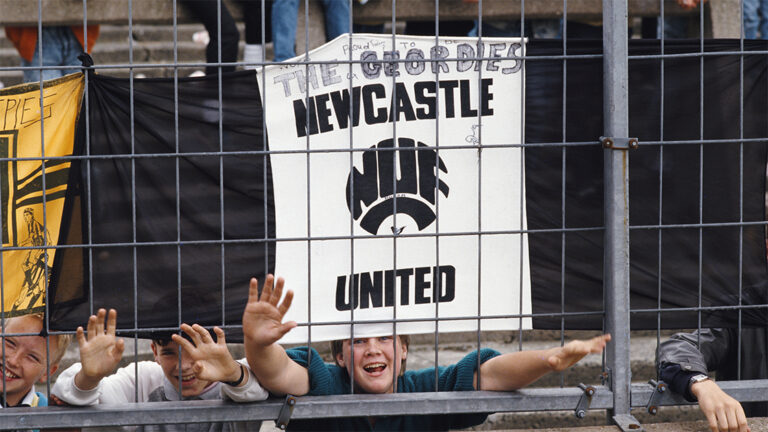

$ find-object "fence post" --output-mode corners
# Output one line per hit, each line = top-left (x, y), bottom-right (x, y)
(602, 0), (636, 428)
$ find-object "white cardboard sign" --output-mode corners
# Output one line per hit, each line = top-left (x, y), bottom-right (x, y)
(259, 34), (531, 343)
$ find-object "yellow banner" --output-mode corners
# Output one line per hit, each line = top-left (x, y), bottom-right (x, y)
(0, 73), (84, 316)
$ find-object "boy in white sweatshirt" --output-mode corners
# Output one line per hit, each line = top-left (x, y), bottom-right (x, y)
(52, 308), (267, 431)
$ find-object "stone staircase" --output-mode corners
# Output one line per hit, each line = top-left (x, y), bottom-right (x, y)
(0, 22), (271, 88)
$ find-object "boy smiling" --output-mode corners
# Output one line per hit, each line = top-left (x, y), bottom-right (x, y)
(331, 335), (409, 394)
(52, 308), (268, 431)
(244, 275), (611, 431)
(1, 313), (71, 409)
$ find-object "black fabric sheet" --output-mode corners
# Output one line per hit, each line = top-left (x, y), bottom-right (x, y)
(526, 39), (768, 329)
(49, 71), (275, 339)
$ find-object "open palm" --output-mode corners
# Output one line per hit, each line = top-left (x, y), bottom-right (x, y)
(77, 308), (124, 380)
(172, 324), (240, 383)
(242, 275), (296, 348)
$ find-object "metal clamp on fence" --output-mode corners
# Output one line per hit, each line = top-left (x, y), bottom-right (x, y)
(574, 383), (595, 419)
(600, 369), (612, 389)
(601, 136), (639, 150)
(275, 395), (297, 430)
(646, 379), (667, 415)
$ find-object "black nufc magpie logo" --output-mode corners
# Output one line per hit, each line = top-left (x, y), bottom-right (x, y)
(346, 137), (449, 235)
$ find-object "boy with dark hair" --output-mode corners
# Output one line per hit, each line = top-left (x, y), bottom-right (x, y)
(52, 308), (267, 431)
(243, 275), (611, 431)
(1, 313), (72, 409)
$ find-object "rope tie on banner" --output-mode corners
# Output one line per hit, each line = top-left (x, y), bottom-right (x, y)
(78, 52), (94, 76)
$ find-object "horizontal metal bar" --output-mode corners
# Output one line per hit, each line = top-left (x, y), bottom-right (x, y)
(630, 304), (768, 315)
(18, 218), (768, 253)
(2, 381), (765, 429)
(0, 387), (615, 429)
(631, 380), (768, 408)
(6, 226), (608, 252)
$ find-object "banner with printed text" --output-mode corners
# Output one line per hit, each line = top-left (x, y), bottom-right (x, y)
(0, 74), (83, 316)
(260, 34), (530, 343)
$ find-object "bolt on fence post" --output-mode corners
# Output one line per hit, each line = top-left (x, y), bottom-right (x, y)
(602, 0), (633, 423)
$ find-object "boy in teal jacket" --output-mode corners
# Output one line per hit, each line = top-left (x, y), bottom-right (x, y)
(244, 275), (611, 431)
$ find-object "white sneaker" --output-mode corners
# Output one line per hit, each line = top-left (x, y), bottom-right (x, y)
(193, 30), (210, 46)
(243, 44), (264, 70)
(189, 70), (206, 77)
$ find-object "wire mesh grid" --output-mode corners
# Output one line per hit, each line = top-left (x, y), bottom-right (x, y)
(0, 0), (765, 430)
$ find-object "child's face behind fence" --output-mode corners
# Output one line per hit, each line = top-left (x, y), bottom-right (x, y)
(151, 340), (212, 397)
(1, 315), (57, 406)
(335, 336), (407, 394)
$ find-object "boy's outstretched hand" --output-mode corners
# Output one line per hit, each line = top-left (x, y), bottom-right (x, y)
(476, 333), (612, 391)
(547, 334), (612, 372)
(172, 324), (245, 385)
(242, 275), (296, 347)
(75, 308), (125, 391)
(243, 275), (309, 396)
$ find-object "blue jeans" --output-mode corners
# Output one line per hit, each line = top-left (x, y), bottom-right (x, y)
(272, 0), (350, 61)
(743, 0), (768, 39)
(22, 26), (82, 83)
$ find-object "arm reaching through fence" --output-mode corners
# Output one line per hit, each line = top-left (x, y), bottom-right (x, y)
(242, 275), (309, 396)
(474, 334), (611, 391)
(659, 329), (752, 432)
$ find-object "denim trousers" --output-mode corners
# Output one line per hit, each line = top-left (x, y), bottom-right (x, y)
(21, 26), (82, 83)
(272, 0), (350, 61)
(743, 0), (768, 39)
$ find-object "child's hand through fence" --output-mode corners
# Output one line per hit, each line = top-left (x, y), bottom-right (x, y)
(547, 334), (611, 372)
(172, 324), (244, 385)
(74, 308), (125, 390)
(242, 275), (296, 348)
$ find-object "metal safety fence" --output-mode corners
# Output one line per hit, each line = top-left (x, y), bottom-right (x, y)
(0, 0), (766, 431)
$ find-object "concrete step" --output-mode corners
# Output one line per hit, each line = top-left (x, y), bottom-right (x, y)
(129, 23), (243, 43)
(0, 22), (253, 88)
(1, 42), (210, 69)
(0, 32), (12, 50)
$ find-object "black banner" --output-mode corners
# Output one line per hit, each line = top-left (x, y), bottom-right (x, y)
(50, 71), (275, 339)
(526, 39), (768, 329)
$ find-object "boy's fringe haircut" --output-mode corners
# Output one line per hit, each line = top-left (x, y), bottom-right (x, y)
(4, 313), (72, 366)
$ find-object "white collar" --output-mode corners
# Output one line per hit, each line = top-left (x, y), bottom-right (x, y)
(0, 389), (38, 408)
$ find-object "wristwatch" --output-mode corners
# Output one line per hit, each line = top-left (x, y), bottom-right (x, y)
(689, 374), (710, 387)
